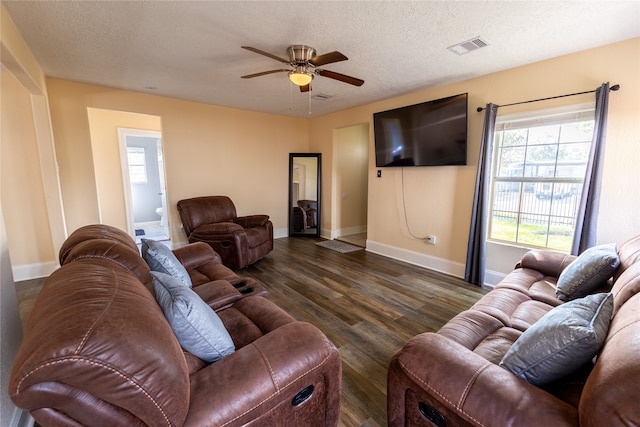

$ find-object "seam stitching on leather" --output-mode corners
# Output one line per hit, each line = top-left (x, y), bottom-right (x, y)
(71, 254), (136, 272)
(605, 318), (640, 342)
(458, 365), (486, 408)
(74, 270), (118, 354)
(398, 359), (486, 427)
(15, 357), (172, 426)
(220, 350), (333, 427)
(254, 342), (280, 392)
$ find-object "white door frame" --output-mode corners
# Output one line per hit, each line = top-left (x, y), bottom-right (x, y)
(117, 128), (164, 238)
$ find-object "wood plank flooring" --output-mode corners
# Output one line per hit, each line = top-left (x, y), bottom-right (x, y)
(238, 237), (487, 426)
(14, 237), (487, 427)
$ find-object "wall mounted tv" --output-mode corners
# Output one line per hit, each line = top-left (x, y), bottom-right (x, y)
(373, 93), (468, 167)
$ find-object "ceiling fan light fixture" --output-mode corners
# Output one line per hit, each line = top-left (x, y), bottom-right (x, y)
(288, 69), (314, 86)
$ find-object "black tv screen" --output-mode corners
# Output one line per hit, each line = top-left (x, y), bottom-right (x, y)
(373, 93), (468, 167)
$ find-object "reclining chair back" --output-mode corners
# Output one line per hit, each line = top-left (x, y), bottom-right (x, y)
(177, 196), (237, 236)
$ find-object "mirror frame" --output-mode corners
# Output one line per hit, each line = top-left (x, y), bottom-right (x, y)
(288, 153), (321, 237)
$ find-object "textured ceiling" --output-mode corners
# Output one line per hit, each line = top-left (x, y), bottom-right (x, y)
(3, 1), (639, 118)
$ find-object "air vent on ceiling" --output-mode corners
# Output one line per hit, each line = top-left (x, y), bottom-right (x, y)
(447, 37), (489, 55)
(312, 93), (333, 100)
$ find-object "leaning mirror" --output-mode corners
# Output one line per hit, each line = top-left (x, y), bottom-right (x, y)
(289, 153), (321, 237)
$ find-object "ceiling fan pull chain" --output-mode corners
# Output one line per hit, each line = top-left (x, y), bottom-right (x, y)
(290, 80), (293, 111)
(308, 88), (312, 116)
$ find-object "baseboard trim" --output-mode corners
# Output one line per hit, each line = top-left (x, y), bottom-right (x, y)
(274, 227), (288, 239)
(366, 240), (466, 279)
(483, 269), (505, 289)
(12, 261), (58, 282)
(330, 225), (366, 240)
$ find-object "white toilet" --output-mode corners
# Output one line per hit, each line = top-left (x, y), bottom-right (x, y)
(156, 207), (167, 227)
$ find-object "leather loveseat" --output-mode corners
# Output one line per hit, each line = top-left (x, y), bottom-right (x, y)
(10, 224), (342, 426)
(388, 235), (640, 426)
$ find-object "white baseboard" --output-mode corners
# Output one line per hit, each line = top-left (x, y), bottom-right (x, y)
(483, 269), (505, 289)
(274, 227), (288, 239)
(12, 261), (58, 282)
(366, 240), (466, 279)
(330, 225), (366, 240)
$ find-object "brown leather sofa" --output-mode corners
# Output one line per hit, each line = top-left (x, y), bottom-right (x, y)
(388, 235), (640, 427)
(10, 224), (341, 426)
(177, 196), (274, 269)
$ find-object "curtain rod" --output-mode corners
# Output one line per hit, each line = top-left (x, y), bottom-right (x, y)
(476, 84), (620, 112)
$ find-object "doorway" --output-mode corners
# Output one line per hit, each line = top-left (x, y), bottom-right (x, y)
(334, 123), (369, 247)
(117, 128), (169, 245)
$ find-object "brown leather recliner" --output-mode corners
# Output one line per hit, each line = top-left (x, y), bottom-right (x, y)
(178, 196), (273, 269)
(297, 199), (317, 228)
(10, 224), (342, 426)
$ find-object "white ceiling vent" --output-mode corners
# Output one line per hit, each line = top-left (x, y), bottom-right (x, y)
(312, 93), (333, 100)
(447, 37), (489, 55)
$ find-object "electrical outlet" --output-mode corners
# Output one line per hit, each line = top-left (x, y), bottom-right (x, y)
(427, 235), (437, 245)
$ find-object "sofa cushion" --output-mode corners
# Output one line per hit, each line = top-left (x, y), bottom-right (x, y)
(152, 271), (235, 363)
(142, 238), (192, 288)
(556, 244), (619, 301)
(500, 292), (613, 386)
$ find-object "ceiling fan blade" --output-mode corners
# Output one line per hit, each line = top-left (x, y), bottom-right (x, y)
(317, 69), (364, 86)
(300, 84), (311, 93)
(241, 46), (289, 64)
(241, 69), (289, 79)
(309, 51), (348, 67)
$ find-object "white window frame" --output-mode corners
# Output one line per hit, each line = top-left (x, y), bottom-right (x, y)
(488, 103), (595, 252)
(126, 146), (148, 184)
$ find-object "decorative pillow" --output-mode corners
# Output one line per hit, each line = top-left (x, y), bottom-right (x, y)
(152, 271), (235, 362)
(556, 244), (619, 301)
(141, 238), (192, 288)
(499, 292), (613, 386)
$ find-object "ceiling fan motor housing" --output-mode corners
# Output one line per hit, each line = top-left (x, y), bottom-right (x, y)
(287, 45), (317, 65)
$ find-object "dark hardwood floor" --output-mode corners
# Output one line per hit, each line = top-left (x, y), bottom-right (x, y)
(238, 237), (487, 426)
(15, 237), (487, 427)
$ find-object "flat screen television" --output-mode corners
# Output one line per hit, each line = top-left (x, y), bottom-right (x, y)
(373, 93), (468, 167)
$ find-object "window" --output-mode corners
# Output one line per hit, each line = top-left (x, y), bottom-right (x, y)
(489, 105), (595, 252)
(127, 146), (147, 184)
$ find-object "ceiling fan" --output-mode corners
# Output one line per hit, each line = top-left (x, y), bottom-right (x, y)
(241, 45), (365, 92)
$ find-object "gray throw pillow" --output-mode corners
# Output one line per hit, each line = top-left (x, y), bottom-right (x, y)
(141, 238), (192, 288)
(152, 271), (235, 363)
(499, 292), (613, 386)
(556, 244), (619, 302)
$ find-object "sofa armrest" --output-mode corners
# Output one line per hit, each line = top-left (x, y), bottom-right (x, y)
(234, 214), (270, 228)
(194, 221), (244, 234)
(191, 279), (243, 310)
(173, 242), (223, 267)
(388, 332), (578, 427)
(184, 322), (341, 426)
(517, 249), (576, 278)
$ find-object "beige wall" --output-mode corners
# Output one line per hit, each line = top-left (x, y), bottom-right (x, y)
(46, 79), (310, 244)
(310, 38), (640, 279)
(1, 70), (55, 267)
